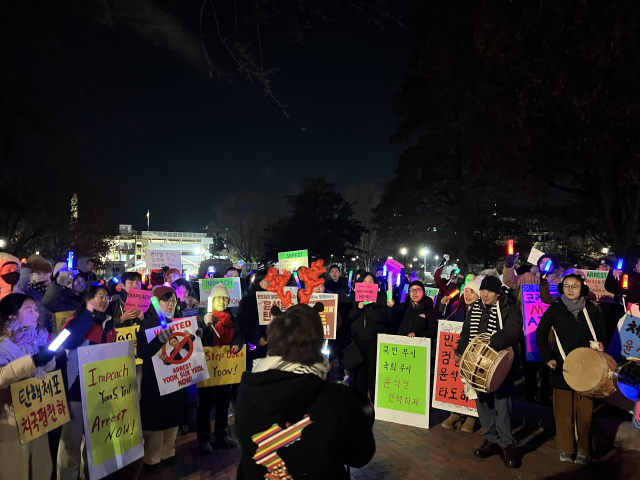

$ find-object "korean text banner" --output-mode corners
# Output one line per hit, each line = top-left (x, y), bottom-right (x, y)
(522, 284), (557, 362)
(199, 277), (242, 308)
(115, 326), (142, 365)
(123, 289), (153, 312)
(257, 289), (299, 325)
(374, 334), (431, 429)
(278, 250), (308, 273)
(78, 341), (143, 480)
(308, 293), (338, 340)
(431, 321), (478, 416)
(355, 283), (377, 303)
(197, 345), (246, 388)
(11, 370), (70, 444)
(145, 250), (181, 270)
(144, 317), (209, 395)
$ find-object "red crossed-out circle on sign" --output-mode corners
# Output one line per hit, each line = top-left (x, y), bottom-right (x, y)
(161, 331), (193, 365)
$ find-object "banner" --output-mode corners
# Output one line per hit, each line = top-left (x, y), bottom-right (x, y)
(384, 258), (404, 274)
(431, 321), (478, 416)
(199, 277), (242, 308)
(11, 370), (70, 444)
(123, 289), (153, 312)
(78, 341), (143, 480)
(145, 250), (181, 270)
(144, 317), (209, 395)
(115, 326), (142, 365)
(278, 250), (308, 273)
(308, 293), (338, 340)
(55, 310), (75, 332)
(522, 284), (558, 362)
(374, 334), (431, 429)
(197, 345), (246, 388)
(584, 270), (615, 302)
(355, 283), (377, 302)
(257, 289), (299, 325)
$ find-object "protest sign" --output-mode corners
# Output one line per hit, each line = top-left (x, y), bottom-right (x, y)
(384, 258), (404, 274)
(123, 289), (153, 312)
(144, 250), (181, 270)
(618, 314), (640, 359)
(424, 287), (439, 307)
(11, 370), (70, 444)
(144, 317), (209, 395)
(431, 321), (477, 417)
(308, 293), (338, 340)
(78, 341), (143, 480)
(278, 250), (308, 273)
(634, 402), (640, 431)
(522, 284), (558, 362)
(584, 270), (615, 302)
(355, 283), (378, 302)
(257, 288), (299, 325)
(527, 247), (545, 265)
(115, 326), (142, 365)
(197, 345), (246, 388)
(374, 334), (431, 429)
(55, 310), (74, 332)
(199, 277), (242, 308)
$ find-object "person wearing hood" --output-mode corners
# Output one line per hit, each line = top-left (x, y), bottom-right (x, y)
(0, 293), (56, 480)
(536, 274), (606, 465)
(0, 252), (23, 301)
(237, 269), (271, 371)
(19, 256), (53, 332)
(234, 303), (376, 480)
(136, 286), (188, 472)
(107, 271), (144, 328)
(392, 280), (437, 339)
(454, 276), (522, 469)
(56, 284), (115, 480)
(76, 257), (96, 283)
(196, 284), (245, 455)
(47, 272), (90, 331)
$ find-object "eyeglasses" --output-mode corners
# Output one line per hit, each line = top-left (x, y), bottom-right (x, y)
(161, 298), (177, 305)
(564, 284), (581, 290)
(96, 294), (111, 302)
(408, 288), (423, 293)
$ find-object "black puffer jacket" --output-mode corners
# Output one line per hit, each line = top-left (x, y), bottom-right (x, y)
(348, 291), (388, 341)
(394, 297), (437, 338)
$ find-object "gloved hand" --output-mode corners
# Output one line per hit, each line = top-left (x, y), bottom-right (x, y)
(157, 328), (173, 343)
(33, 346), (55, 367)
(505, 254), (518, 268)
(195, 328), (203, 338)
(56, 270), (72, 287)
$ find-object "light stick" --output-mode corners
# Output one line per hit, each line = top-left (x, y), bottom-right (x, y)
(48, 329), (71, 352)
(67, 251), (73, 270)
(507, 239), (514, 255)
(396, 273), (401, 287)
(151, 297), (168, 330)
(387, 273), (393, 302)
(449, 289), (460, 298)
(208, 296), (213, 313)
(383, 266), (387, 277)
(543, 259), (553, 273)
(293, 271), (302, 289)
(617, 258), (624, 270)
(622, 274), (629, 289)
(321, 340), (330, 357)
(347, 270), (353, 289)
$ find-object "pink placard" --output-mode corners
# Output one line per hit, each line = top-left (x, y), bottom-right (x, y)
(355, 283), (378, 302)
(384, 258), (404, 274)
(124, 289), (153, 312)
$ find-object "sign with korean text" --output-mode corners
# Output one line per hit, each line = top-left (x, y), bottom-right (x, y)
(308, 293), (338, 340)
(633, 401), (640, 431)
(144, 317), (209, 395)
(432, 321), (478, 416)
(278, 250), (308, 273)
(584, 270), (614, 302)
(115, 326), (142, 365)
(144, 250), (181, 270)
(55, 310), (75, 332)
(619, 314), (640, 359)
(374, 334), (431, 429)
(384, 258), (404, 274)
(425, 287), (439, 307)
(522, 284), (558, 362)
(256, 289), (299, 325)
(355, 283), (378, 303)
(199, 277), (242, 308)
(11, 370), (70, 444)
(78, 341), (143, 480)
(123, 289), (153, 312)
(197, 345), (246, 388)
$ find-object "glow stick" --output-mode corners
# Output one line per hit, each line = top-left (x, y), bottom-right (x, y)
(48, 329), (71, 352)
(208, 296), (213, 313)
(396, 274), (401, 287)
(622, 274), (629, 289)
(387, 273), (393, 295)
(293, 271), (302, 289)
(507, 239), (514, 255)
(383, 266), (387, 276)
(347, 271), (353, 289)
(617, 258), (624, 270)
(449, 289), (460, 298)
(543, 260), (553, 273)
(151, 297), (168, 330)
(112, 277), (119, 284)
(67, 251), (73, 270)
(321, 340), (330, 357)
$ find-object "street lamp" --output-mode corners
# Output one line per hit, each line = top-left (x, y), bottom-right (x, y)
(421, 249), (429, 275)
(400, 248), (407, 255)
(194, 247), (201, 255)
(0, 239), (4, 249)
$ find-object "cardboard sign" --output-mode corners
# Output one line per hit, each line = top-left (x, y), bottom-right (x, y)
(78, 341), (143, 480)
(55, 310), (75, 332)
(145, 250), (181, 270)
(144, 317), (209, 396)
(123, 289), (153, 312)
(374, 334), (431, 429)
(308, 293), (338, 340)
(431, 321), (478, 417)
(115, 326), (142, 365)
(199, 277), (242, 308)
(355, 283), (378, 302)
(278, 250), (309, 273)
(585, 270), (615, 302)
(527, 247), (545, 266)
(384, 258), (404, 274)
(197, 345), (246, 388)
(522, 284), (558, 362)
(256, 289), (299, 325)
(11, 370), (70, 444)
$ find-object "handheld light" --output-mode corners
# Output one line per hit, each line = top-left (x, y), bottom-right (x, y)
(622, 274), (629, 289)
(67, 251), (73, 270)
(544, 260), (553, 273)
(208, 296), (213, 313)
(151, 297), (168, 330)
(396, 274), (401, 287)
(617, 258), (624, 270)
(112, 277), (119, 284)
(449, 289), (460, 298)
(507, 239), (514, 255)
(347, 270), (353, 289)
(383, 266), (387, 277)
(48, 329), (71, 352)
(293, 271), (302, 289)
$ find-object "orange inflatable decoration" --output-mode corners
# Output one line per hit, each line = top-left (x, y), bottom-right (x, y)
(265, 267), (293, 309)
(298, 259), (326, 304)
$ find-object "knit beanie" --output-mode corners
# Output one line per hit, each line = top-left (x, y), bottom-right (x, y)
(463, 279), (482, 297)
(166, 268), (181, 279)
(212, 284), (230, 299)
(153, 286), (175, 300)
(479, 276), (502, 295)
(27, 256), (53, 284)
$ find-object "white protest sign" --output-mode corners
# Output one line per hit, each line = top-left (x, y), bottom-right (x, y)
(145, 250), (181, 270)
(256, 288), (298, 325)
(199, 277), (242, 308)
(526, 247), (545, 265)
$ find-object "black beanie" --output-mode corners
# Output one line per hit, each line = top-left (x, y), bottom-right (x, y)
(479, 276), (502, 295)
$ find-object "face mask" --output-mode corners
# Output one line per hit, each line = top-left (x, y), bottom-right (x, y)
(163, 310), (174, 320)
(1, 272), (19, 287)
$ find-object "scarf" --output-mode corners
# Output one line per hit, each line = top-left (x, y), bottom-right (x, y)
(2, 320), (48, 355)
(253, 355), (330, 381)
(469, 301), (499, 337)
(211, 310), (234, 346)
(29, 281), (48, 295)
(561, 295), (585, 318)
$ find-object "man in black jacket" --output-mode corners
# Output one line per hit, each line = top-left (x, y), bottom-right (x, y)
(455, 276), (522, 469)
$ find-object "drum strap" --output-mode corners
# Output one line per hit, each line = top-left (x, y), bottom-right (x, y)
(554, 307), (597, 362)
(554, 330), (567, 361)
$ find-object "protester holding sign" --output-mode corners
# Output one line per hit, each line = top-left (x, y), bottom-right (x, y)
(536, 274), (606, 465)
(0, 293), (56, 480)
(108, 271), (144, 327)
(392, 280), (437, 339)
(605, 256), (640, 304)
(57, 284), (116, 480)
(237, 269), (271, 371)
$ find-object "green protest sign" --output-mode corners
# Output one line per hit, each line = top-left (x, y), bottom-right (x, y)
(278, 250), (308, 273)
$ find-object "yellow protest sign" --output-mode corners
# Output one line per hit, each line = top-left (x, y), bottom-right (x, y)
(82, 355), (141, 467)
(11, 370), (70, 444)
(197, 345), (246, 388)
(115, 326), (142, 365)
(55, 310), (75, 331)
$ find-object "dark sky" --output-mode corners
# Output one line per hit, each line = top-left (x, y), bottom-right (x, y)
(19, 1), (414, 232)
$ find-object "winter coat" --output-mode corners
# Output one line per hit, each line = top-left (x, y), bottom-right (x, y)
(136, 306), (189, 431)
(394, 297), (437, 338)
(237, 287), (268, 347)
(438, 299), (469, 322)
(434, 266), (459, 298)
(503, 265), (562, 308)
(605, 268), (640, 305)
(107, 290), (143, 328)
(235, 369), (375, 480)
(0, 253), (21, 300)
(77, 257), (97, 283)
(197, 308), (245, 350)
(536, 299), (607, 390)
(50, 288), (83, 316)
(348, 290), (387, 342)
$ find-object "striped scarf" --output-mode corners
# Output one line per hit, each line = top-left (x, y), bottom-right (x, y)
(469, 302), (499, 337)
(252, 355), (330, 381)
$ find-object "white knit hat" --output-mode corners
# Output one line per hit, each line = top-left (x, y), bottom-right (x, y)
(463, 279), (482, 297)
(212, 284), (230, 299)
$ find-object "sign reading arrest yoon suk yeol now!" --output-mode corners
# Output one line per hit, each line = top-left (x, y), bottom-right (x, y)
(278, 250), (308, 273)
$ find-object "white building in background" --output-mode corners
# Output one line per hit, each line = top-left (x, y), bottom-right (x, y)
(107, 224), (213, 278)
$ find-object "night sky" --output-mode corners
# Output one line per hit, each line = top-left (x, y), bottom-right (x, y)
(29, 1), (413, 232)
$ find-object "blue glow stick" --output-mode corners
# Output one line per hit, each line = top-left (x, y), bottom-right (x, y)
(67, 251), (73, 270)
(617, 258), (624, 270)
(112, 277), (119, 284)
(151, 297), (168, 330)
(383, 266), (387, 276)
(543, 260), (553, 273)
(396, 274), (401, 286)
(293, 271), (302, 289)
(348, 270), (353, 289)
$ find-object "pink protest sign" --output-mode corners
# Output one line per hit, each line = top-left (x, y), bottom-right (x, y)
(124, 289), (153, 312)
(355, 283), (378, 302)
(384, 258), (404, 274)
